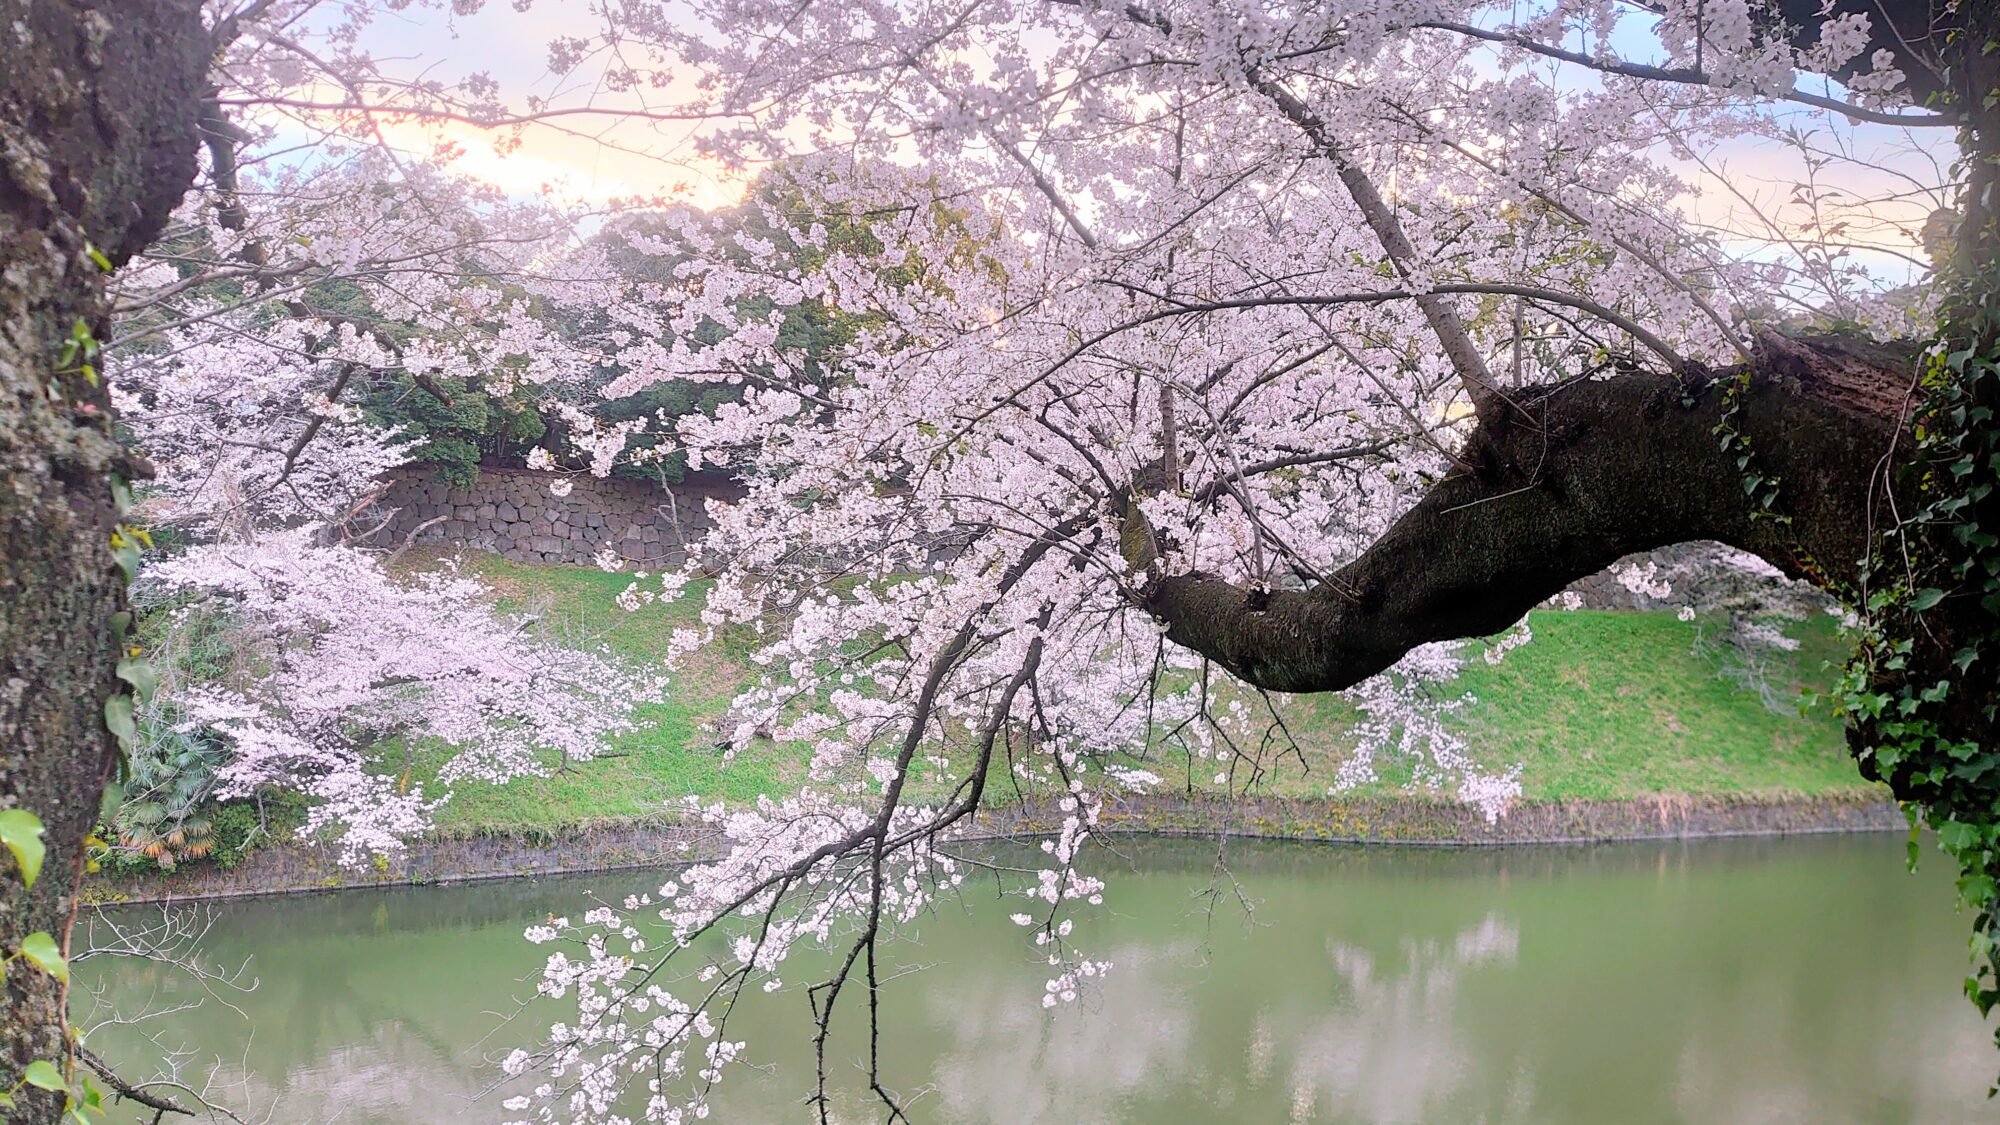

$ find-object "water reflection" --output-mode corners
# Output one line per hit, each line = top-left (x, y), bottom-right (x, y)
(1276, 912), (1521, 1124)
(77, 835), (1997, 1123)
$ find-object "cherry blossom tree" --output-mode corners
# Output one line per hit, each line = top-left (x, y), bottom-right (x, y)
(3, 0), (1995, 1121)
(103, 151), (672, 860)
(138, 533), (660, 864)
(459, 2), (1993, 1120)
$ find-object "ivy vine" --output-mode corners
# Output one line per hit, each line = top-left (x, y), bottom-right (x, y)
(1833, 28), (2000, 1080)
(0, 809), (105, 1121)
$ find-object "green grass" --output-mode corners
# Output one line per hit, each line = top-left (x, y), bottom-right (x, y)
(409, 555), (810, 834)
(1445, 610), (1861, 800)
(413, 557), (1876, 835)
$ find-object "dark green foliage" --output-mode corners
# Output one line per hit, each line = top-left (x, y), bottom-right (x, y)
(1830, 26), (2000, 1076)
(108, 601), (243, 870)
(204, 794), (307, 872)
(361, 371), (547, 487)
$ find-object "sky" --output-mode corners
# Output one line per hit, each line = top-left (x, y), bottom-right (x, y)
(309, 0), (1953, 287)
(324, 1), (746, 208)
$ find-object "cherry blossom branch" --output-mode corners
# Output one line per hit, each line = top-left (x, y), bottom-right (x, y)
(1413, 20), (1955, 128)
(1241, 73), (1508, 417)
(1060, 283), (1690, 373)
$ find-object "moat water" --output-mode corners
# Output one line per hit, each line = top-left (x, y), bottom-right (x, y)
(77, 834), (1997, 1122)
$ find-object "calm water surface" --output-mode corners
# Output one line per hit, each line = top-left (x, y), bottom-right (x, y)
(77, 835), (2000, 1123)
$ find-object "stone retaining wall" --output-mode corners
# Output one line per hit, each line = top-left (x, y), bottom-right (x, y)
(90, 792), (1900, 905)
(362, 466), (745, 567)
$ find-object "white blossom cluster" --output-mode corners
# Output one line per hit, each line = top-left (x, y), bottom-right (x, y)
(143, 533), (661, 862)
(110, 129), (666, 860)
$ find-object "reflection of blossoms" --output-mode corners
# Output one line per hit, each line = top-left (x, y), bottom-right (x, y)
(1294, 912), (1522, 1119)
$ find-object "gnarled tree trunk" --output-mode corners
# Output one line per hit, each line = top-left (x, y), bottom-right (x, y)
(0, 2), (207, 1119)
(1133, 330), (1997, 802)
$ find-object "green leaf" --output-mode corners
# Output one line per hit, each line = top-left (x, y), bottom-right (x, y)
(97, 782), (124, 822)
(0, 810), (46, 890)
(18, 932), (66, 984)
(22, 1060), (64, 1092)
(111, 543), (140, 585)
(115, 656), (157, 702)
(103, 694), (136, 748)
(1938, 820), (1983, 853)
(1911, 587), (1946, 612)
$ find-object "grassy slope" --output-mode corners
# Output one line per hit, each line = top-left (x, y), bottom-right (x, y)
(412, 557), (806, 834)
(1448, 611), (1859, 800)
(420, 556), (1874, 835)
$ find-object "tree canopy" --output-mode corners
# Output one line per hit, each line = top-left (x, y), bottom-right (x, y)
(2, 0), (1996, 1121)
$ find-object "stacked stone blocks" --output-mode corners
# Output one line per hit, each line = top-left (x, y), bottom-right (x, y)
(365, 466), (743, 567)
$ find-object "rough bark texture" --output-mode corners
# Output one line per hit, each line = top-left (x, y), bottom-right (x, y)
(0, 3), (208, 1119)
(1139, 332), (1915, 694)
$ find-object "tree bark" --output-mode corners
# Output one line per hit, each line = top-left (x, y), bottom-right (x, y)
(1137, 331), (1915, 694)
(0, 3), (208, 1120)
(1133, 325), (2000, 805)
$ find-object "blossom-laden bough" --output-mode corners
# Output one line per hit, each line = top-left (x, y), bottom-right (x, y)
(2, 0), (1990, 1119)
(140, 533), (660, 864)
(468, 2), (1989, 1120)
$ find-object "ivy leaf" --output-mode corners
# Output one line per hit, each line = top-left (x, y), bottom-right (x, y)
(19, 932), (67, 984)
(21, 1060), (64, 1092)
(0, 810), (46, 890)
(103, 694), (136, 748)
(115, 656), (156, 703)
(1938, 820), (1984, 852)
(111, 543), (140, 585)
(1911, 587), (1946, 612)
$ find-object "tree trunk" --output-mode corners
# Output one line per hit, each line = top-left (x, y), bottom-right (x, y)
(0, 3), (207, 1119)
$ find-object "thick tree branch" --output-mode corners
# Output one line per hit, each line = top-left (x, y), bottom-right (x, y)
(1132, 330), (1915, 693)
